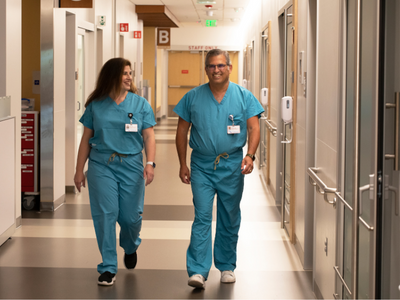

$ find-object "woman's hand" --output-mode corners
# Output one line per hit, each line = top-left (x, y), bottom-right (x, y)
(74, 171), (86, 192)
(144, 164), (154, 186)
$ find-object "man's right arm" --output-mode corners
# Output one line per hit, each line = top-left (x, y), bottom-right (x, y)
(175, 117), (191, 184)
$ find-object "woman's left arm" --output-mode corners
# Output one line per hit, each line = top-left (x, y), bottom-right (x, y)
(142, 126), (156, 186)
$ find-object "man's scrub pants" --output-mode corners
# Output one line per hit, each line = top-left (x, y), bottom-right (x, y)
(187, 150), (244, 280)
(87, 149), (145, 274)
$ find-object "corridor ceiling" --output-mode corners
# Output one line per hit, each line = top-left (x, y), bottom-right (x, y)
(129, 0), (251, 28)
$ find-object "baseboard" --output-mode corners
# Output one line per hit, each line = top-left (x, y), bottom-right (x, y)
(40, 194), (65, 212)
(314, 279), (324, 299)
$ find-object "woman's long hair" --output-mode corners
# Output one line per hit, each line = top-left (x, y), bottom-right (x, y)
(85, 57), (138, 107)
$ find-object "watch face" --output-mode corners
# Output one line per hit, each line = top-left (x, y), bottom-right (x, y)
(153, 162), (156, 168)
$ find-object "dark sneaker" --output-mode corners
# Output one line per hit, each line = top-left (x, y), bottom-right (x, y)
(124, 251), (137, 269)
(98, 271), (116, 286)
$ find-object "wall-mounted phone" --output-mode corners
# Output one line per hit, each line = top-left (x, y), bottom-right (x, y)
(281, 96), (293, 123)
(260, 88), (268, 106)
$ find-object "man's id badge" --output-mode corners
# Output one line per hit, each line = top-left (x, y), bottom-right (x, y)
(125, 124), (138, 132)
(227, 125), (240, 134)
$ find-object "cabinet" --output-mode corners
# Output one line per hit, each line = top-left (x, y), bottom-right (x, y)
(21, 111), (39, 210)
(0, 117), (16, 246)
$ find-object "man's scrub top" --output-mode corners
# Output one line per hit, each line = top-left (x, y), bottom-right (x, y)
(173, 82), (264, 156)
(80, 92), (156, 155)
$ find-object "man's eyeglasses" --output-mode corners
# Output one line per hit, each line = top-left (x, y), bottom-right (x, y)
(206, 64), (229, 71)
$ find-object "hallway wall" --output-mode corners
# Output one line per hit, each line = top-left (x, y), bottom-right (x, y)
(60, 0), (142, 189)
(239, 0), (343, 298)
(0, 0), (22, 222)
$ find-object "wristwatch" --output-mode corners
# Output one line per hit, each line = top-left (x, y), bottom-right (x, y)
(246, 153), (255, 161)
(146, 161), (156, 168)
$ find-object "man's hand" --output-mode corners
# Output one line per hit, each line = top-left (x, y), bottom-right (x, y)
(241, 155), (254, 175)
(179, 165), (191, 184)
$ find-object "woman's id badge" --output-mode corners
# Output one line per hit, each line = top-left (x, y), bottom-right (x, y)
(126, 112), (137, 132)
(125, 124), (138, 132)
(227, 125), (240, 134)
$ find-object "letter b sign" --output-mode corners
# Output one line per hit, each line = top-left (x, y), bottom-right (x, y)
(157, 28), (171, 47)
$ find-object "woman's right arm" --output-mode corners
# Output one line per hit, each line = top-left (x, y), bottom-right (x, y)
(74, 126), (94, 192)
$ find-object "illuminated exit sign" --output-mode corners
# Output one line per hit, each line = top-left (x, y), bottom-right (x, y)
(205, 20), (217, 27)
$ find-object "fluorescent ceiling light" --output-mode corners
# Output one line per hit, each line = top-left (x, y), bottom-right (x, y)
(197, 0), (216, 4)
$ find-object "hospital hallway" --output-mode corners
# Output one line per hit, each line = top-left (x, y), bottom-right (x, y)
(0, 118), (315, 299)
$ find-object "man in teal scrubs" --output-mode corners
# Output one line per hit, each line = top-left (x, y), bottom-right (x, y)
(174, 49), (264, 289)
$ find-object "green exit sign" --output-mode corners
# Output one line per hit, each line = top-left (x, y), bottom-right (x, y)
(205, 20), (217, 27)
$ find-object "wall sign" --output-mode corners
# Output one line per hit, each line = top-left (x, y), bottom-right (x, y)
(98, 16), (106, 26)
(188, 46), (218, 50)
(120, 23), (129, 32)
(157, 28), (171, 48)
(182, 70), (189, 74)
(134, 31), (142, 39)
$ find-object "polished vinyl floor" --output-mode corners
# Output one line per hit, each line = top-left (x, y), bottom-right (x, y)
(0, 118), (315, 299)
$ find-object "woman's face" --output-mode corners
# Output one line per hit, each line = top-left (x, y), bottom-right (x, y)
(121, 65), (132, 92)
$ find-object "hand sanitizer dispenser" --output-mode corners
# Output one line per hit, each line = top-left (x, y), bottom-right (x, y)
(260, 88), (268, 106)
(281, 96), (293, 123)
(242, 79), (248, 89)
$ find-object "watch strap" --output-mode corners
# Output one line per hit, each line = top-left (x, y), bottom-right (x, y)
(146, 161), (156, 168)
(246, 153), (255, 161)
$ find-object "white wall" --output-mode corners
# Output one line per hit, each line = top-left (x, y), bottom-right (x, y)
(115, 0), (139, 66)
(170, 27), (242, 50)
(0, 0), (22, 222)
(61, 0), (142, 188)
(313, 1), (341, 298)
(53, 9), (66, 201)
(237, 0), (343, 298)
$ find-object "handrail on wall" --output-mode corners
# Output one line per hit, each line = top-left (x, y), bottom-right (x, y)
(260, 115), (277, 137)
(307, 167), (337, 206)
(307, 167), (354, 211)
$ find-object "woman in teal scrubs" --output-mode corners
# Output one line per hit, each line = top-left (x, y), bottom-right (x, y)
(74, 58), (156, 286)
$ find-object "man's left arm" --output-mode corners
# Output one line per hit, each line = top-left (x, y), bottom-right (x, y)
(241, 115), (260, 174)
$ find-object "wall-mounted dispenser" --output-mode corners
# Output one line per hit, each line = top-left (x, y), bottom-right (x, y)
(281, 96), (293, 123)
(260, 88), (268, 106)
(242, 79), (248, 90)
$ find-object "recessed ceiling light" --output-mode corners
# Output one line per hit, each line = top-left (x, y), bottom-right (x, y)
(206, 10), (214, 16)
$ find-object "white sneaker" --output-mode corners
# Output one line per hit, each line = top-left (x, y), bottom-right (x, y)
(188, 274), (206, 289)
(221, 270), (236, 283)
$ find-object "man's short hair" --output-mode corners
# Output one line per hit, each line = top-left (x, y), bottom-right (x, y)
(205, 49), (231, 67)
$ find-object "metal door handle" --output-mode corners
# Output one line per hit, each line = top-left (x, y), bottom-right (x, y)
(77, 101), (81, 111)
(358, 175), (374, 231)
(359, 184), (370, 216)
(281, 122), (292, 144)
(385, 175), (399, 216)
(385, 92), (399, 170)
(359, 174), (374, 216)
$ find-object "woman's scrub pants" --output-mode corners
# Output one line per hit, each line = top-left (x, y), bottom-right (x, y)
(87, 149), (144, 274)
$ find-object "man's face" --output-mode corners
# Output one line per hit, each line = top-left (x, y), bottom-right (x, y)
(205, 54), (232, 85)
